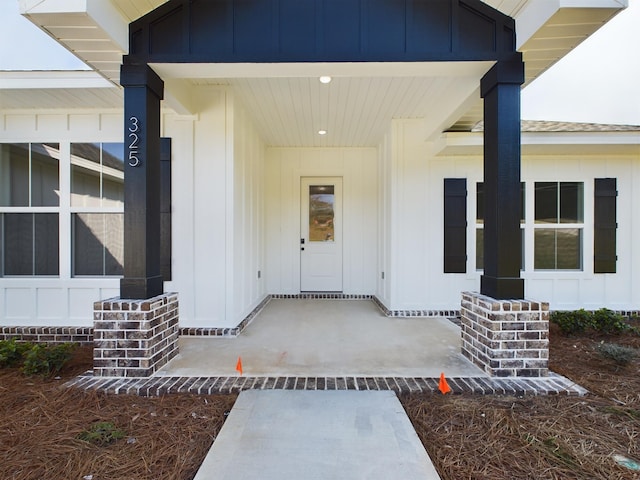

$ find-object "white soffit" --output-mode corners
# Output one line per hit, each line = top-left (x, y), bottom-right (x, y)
(19, 0), (167, 84)
(450, 0), (627, 131)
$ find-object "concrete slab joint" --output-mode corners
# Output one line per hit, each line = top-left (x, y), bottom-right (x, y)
(460, 291), (549, 377)
(93, 292), (179, 377)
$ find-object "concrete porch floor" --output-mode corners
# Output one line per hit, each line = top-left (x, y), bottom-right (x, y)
(156, 299), (486, 378)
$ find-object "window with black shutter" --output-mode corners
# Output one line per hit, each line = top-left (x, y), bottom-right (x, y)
(594, 178), (617, 273)
(444, 178), (467, 273)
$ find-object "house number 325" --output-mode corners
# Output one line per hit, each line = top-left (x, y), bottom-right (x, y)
(128, 116), (141, 167)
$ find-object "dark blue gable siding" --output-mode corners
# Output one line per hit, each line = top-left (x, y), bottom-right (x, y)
(127, 0), (516, 64)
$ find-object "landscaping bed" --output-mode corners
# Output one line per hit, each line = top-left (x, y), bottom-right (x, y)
(1, 314), (638, 480)
(402, 318), (640, 480)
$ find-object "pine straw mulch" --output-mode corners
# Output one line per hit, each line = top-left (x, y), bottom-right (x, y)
(1, 322), (639, 480)
(0, 347), (236, 480)
(400, 321), (640, 480)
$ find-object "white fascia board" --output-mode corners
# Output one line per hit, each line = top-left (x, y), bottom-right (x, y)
(150, 61), (494, 80)
(85, 0), (128, 52)
(434, 130), (640, 156)
(0, 70), (113, 89)
(20, 0), (128, 52)
(19, 0), (87, 13)
(522, 130), (640, 147)
(514, 0), (627, 49)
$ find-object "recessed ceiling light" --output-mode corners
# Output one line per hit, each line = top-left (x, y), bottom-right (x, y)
(318, 130), (327, 135)
(319, 76), (332, 84)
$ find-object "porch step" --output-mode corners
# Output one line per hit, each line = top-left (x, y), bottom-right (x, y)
(65, 372), (587, 396)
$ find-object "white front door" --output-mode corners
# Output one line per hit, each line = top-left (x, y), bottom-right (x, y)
(300, 177), (343, 292)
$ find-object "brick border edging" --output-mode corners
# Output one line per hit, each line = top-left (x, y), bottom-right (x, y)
(372, 296), (461, 318)
(65, 372), (587, 397)
(0, 326), (93, 345)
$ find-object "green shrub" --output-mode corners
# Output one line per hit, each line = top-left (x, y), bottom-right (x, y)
(552, 308), (633, 336)
(592, 308), (627, 334)
(0, 338), (32, 367)
(597, 343), (636, 365)
(22, 342), (77, 376)
(78, 421), (126, 446)
(551, 309), (593, 335)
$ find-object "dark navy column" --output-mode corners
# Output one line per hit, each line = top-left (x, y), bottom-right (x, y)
(480, 53), (525, 299)
(120, 64), (164, 299)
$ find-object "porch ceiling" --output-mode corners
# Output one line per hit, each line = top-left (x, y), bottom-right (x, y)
(151, 61), (492, 147)
(15, 0), (627, 145)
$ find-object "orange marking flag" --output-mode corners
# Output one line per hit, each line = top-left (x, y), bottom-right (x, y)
(438, 372), (451, 394)
(236, 356), (243, 376)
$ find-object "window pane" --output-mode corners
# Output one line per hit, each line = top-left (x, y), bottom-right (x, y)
(476, 228), (484, 269)
(71, 143), (124, 208)
(534, 229), (556, 269)
(309, 185), (335, 242)
(71, 143), (102, 207)
(31, 143), (60, 206)
(104, 213), (124, 275)
(1, 213), (58, 276)
(73, 213), (123, 276)
(560, 182), (583, 223)
(34, 213), (59, 275)
(0, 143), (29, 207)
(534, 228), (582, 270)
(535, 182), (558, 223)
(476, 183), (484, 223)
(556, 228), (582, 269)
(520, 183), (526, 222)
(101, 143), (124, 207)
(3, 213), (32, 275)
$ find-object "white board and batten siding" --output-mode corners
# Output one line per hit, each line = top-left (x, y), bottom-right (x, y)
(163, 88), (267, 328)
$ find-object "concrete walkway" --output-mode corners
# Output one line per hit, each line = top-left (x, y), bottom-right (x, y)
(193, 390), (441, 480)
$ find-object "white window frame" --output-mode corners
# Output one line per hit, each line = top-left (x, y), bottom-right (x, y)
(532, 181), (585, 272)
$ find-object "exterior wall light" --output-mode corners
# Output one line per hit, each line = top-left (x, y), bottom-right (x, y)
(319, 76), (332, 84)
(318, 130), (327, 135)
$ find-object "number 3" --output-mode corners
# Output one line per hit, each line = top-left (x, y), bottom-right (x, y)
(129, 116), (139, 133)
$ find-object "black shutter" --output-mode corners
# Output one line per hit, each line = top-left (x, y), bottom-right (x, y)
(594, 178), (617, 273)
(160, 137), (172, 281)
(444, 178), (467, 273)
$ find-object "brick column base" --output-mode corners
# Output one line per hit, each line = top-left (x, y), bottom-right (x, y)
(93, 293), (179, 377)
(461, 292), (549, 377)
